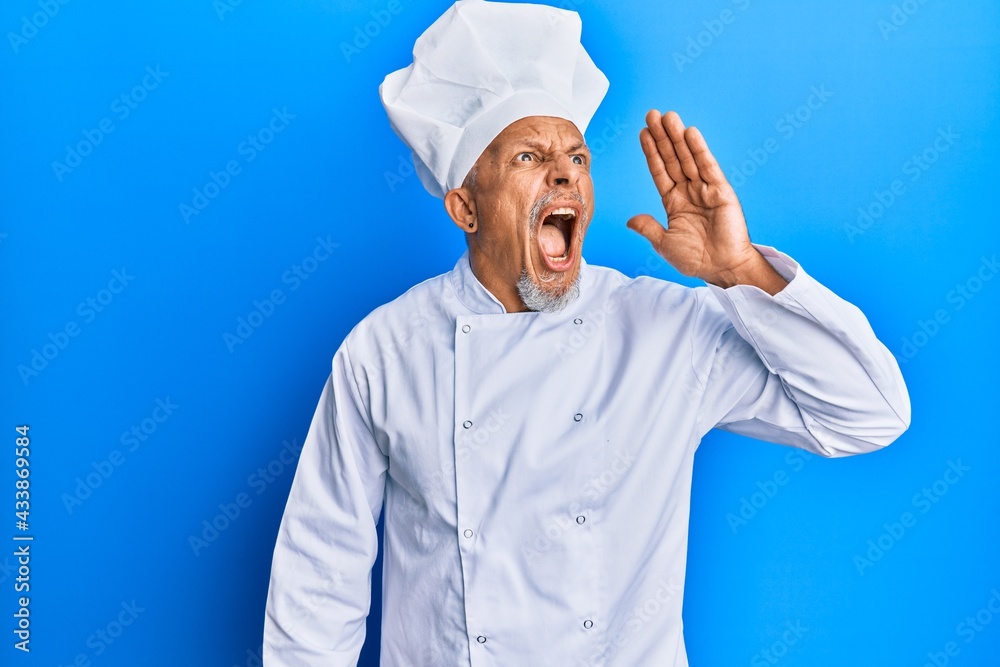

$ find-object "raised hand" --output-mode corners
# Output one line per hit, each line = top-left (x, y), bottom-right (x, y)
(627, 110), (787, 295)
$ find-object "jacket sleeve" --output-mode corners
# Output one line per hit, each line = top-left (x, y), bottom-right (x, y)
(264, 341), (388, 666)
(692, 245), (911, 457)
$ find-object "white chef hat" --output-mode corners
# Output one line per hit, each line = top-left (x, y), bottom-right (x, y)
(379, 0), (609, 199)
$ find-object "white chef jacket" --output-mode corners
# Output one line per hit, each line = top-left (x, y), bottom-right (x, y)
(263, 244), (909, 667)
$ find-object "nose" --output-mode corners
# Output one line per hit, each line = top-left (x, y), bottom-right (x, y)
(546, 153), (580, 189)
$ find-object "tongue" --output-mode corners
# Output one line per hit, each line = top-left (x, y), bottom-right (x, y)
(539, 223), (567, 257)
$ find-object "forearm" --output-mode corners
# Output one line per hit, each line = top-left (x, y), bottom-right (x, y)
(704, 245), (910, 455)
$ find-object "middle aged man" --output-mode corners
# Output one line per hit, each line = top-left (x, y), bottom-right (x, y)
(264, 2), (910, 665)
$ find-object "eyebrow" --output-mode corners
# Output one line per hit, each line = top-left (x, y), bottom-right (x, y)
(512, 140), (590, 153)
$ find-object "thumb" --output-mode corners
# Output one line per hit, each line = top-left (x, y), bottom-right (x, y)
(626, 214), (666, 246)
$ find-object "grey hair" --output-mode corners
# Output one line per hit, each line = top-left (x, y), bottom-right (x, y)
(462, 164), (478, 192)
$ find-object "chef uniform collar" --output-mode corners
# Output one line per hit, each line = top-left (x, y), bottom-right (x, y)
(448, 248), (589, 315)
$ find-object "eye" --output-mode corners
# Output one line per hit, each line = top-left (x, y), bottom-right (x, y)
(572, 155), (585, 165)
(516, 152), (534, 162)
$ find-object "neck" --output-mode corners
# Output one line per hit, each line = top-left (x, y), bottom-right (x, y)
(468, 249), (529, 313)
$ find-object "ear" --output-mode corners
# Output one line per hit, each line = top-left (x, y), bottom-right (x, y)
(444, 187), (478, 233)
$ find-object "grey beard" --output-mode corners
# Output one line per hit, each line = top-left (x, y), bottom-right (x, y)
(516, 269), (580, 313)
(515, 188), (588, 313)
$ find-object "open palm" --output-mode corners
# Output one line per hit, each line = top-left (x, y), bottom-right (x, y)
(627, 110), (757, 284)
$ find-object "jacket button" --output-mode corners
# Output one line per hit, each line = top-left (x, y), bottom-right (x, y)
(574, 317), (583, 325)
(463, 420), (473, 429)
(574, 413), (583, 422)
(461, 324), (471, 333)
(583, 619), (594, 629)
(476, 635), (487, 643)
(464, 529), (474, 538)
(576, 515), (586, 524)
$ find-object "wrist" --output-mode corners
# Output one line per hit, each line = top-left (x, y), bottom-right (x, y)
(706, 248), (789, 296)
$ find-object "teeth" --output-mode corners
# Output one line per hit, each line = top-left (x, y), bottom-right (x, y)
(548, 207), (576, 218)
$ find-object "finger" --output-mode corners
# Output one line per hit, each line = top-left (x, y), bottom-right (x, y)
(626, 213), (668, 248)
(662, 111), (701, 182)
(685, 125), (727, 186)
(639, 127), (675, 197)
(644, 109), (687, 184)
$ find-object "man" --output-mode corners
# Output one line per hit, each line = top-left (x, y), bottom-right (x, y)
(263, 1), (910, 665)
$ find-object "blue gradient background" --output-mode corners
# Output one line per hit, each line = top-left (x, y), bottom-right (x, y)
(2, 1), (998, 665)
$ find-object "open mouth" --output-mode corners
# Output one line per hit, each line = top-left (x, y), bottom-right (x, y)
(537, 205), (579, 271)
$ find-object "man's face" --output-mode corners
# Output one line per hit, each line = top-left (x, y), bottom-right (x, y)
(459, 116), (595, 312)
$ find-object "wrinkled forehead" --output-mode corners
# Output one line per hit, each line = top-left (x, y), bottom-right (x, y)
(485, 116), (587, 158)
